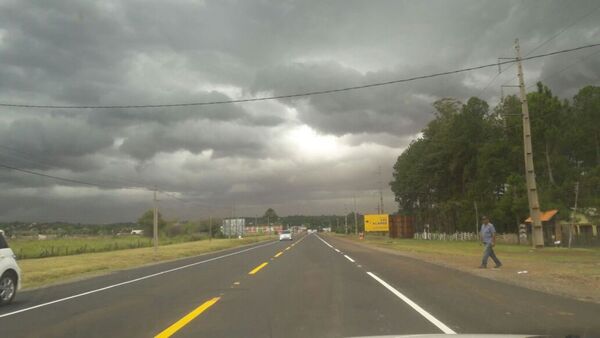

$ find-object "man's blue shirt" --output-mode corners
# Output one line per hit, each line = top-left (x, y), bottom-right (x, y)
(481, 223), (496, 244)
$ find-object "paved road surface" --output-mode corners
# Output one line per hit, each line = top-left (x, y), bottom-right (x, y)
(1, 233), (598, 337)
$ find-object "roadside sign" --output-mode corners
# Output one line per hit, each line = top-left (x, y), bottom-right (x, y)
(364, 214), (389, 232)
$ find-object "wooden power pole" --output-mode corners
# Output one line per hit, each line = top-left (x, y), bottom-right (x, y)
(153, 188), (159, 252)
(515, 38), (544, 248)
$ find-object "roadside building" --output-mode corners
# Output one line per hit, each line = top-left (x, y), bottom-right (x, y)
(558, 212), (598, 243)
(524, 209), (559, 245)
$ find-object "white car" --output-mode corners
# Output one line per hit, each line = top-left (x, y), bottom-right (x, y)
(0, 230), (21, 305)
(279, 230), (293, 241)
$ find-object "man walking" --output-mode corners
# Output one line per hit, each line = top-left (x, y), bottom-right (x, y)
(479, 216), (502, 269)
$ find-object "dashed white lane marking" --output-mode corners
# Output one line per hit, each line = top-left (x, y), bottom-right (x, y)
(366, 272), (456, 334)
(315, 234), (333, 248)
(344, 255), (356, 263)
(334, 248), (341, 253)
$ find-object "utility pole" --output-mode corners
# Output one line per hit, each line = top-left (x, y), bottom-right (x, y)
(153, 188), (159, 253)
(344, 206), (348, 235)
(569, 181), (579, 249)
(354, 195), (358, 235)
(515, 38), (544, 248)
(378, 166), (385, 214)
(474, 201), (479, 235)
(209, 216), (212, 242)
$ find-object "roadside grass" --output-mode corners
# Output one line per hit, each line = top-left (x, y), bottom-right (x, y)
(9, 235), (210, 259)
(331, 233), (600, 303)
(18, 235), (274, 289)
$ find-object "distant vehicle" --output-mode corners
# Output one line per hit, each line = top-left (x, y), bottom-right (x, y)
(131, 230), (144, 235)
(279, 229), (293, 241)
(307, 229), (316, 234)
(0, 230), (21, 305)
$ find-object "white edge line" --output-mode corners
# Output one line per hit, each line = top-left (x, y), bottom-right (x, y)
(334, 248), (341, 253)
(343, 255), (355, 263)
(0, 241), (276, 319)
(366, 272), (456, 334)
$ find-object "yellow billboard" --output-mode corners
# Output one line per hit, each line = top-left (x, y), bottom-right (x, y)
(364, 214), (389, 232)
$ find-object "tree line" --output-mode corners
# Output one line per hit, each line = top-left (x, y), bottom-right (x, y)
(390, 83), (600, 233)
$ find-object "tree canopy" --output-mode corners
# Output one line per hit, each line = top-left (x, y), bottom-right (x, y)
(263, 208), (279, 221)
(137, 209), (167, 237)
(390, 83), (600, 233)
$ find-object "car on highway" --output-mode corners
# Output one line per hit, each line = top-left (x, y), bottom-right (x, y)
(0, 230), (21, 305)
(279, 229), (293, 241)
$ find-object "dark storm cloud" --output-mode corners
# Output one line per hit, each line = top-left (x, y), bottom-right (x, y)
(0, 116), (113, 163)
(119, 120), (272, 160)
(251, 61), (444, 136)
(0, 0), (599, 222)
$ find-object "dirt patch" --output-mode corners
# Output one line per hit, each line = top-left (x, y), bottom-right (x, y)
(329, 235), (600, 304)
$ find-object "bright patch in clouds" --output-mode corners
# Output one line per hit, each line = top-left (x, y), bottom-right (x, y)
(287, 125), (341, 160)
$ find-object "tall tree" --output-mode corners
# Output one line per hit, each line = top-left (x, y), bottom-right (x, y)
(263, 208), (279, 222)
(391, 84), (600, 234)
(528, 82), (565, 186)
(137, 209), (166, 237)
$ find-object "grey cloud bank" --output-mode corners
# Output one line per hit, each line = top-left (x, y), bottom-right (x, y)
(0, 0), (598, 222)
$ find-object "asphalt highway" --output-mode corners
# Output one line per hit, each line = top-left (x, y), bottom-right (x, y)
(1, 233), (598, 338)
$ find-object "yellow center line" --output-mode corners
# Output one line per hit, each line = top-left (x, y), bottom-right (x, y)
(285, 246), (291, 251)
(248, 262), (269, 275)
(154, 297), (220, 338)
(274, 251), (283, 258)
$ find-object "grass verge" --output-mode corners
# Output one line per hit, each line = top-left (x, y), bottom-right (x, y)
(330, 233), (600, 303)
(10, 234), (210, 259)
(19, 235), (274, 289)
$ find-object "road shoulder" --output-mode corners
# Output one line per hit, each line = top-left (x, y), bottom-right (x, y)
(325, 234), (600, 304)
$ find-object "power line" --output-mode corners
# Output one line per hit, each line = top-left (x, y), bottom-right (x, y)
(526, 47), (600, 90)
(0, 144), (150, 189)
(526, 3), (600, 57)
(0, 152), (240, 210)
(1, 43), (599, 110)
(479, 5), (600, 97)
(0, 162), (142, 190)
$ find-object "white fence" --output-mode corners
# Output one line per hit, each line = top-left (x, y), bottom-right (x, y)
(413, 232), (520, 244)
(414, 232), (477, 241)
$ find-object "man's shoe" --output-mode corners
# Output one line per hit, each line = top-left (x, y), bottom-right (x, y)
(493, 264), (502, 269)
(478, 265), (487, 269)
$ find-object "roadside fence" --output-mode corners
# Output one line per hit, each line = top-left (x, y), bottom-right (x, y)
(413, 232), (477, 241)
(413, 232), (520, 244)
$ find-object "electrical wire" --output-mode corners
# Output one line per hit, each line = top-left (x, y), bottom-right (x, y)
(526, 48), (600, 89)
(0, 43), (599, 110)
(0, 145), (154, 189)
(0, 160), (236, 212)
(0, 162), (142, 190)
(0, 150), (237, 209)
(478, 4), (600, 97)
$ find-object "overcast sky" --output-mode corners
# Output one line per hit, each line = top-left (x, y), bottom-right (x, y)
(0, 0), (599, 223)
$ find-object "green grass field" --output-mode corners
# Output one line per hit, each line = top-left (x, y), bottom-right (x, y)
(9, 235), (213, 259)
(18, 235), (274, 289)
